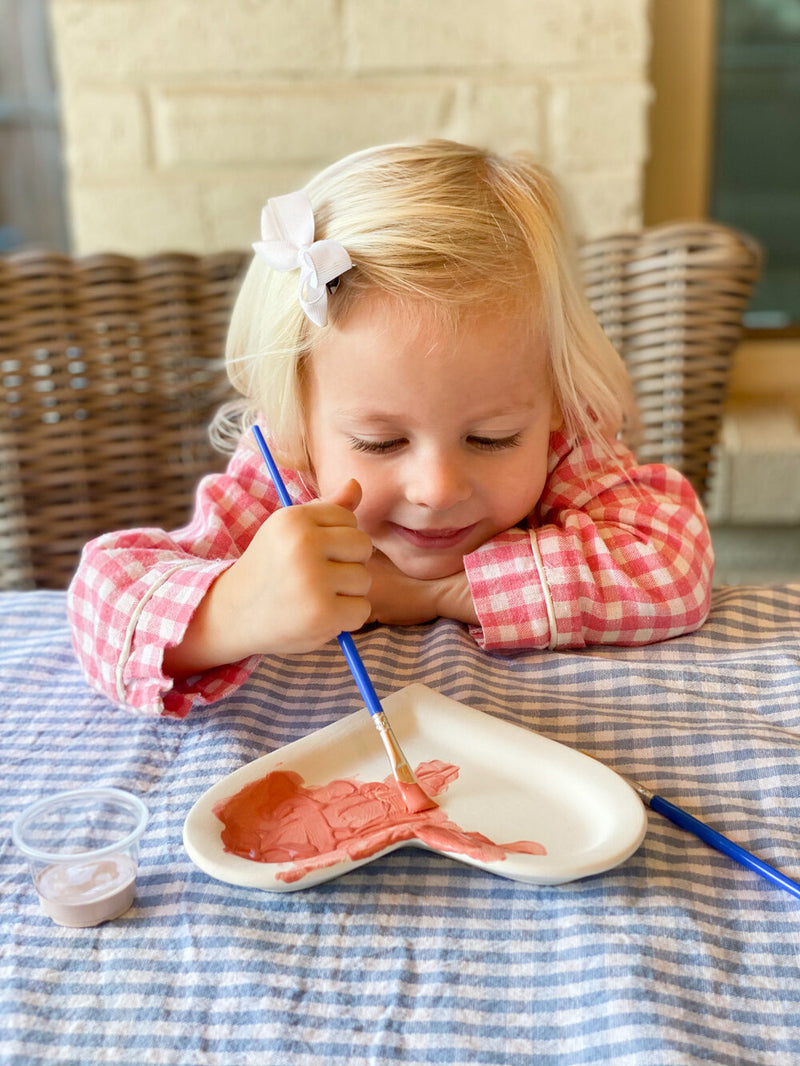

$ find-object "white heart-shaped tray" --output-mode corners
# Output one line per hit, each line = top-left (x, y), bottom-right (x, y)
(184, 683), (646, 892)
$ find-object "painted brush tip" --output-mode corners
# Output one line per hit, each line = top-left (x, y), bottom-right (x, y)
(397, 780), (438, 814)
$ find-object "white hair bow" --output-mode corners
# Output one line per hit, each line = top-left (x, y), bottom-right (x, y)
(252, 190), (352, 327)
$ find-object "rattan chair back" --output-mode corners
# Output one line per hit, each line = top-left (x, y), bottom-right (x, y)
(0, 251), (247, 589)
(1, 222), (760, 590)
(579, 221), (762, 501)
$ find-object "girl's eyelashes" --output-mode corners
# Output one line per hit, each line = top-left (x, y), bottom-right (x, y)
(348, 432), (523, 454)
(467, 433), (523, 451)
(348, 436), (406, 454)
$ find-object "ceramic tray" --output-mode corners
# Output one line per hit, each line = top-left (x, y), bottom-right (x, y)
(184, 683), (647, 892)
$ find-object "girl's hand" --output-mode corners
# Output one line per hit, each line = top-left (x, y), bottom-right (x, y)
(164, 480), (373, 676)
(366, 550), (479, 627)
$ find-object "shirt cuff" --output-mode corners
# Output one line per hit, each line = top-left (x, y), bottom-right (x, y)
(463, 528), (553, 650)
(119, 559), (257, 717)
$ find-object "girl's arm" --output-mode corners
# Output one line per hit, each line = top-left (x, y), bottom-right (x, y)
(366, 433), (713, 651)
(366, 550), (478, 628)
(67, 442), (370, 716)
(162, 479), (371, 677)
(463, 434), (713, 650)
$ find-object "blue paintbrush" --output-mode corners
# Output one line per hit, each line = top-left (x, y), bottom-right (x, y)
(594, 757), (800, 900)
(252, 425), (436, 813)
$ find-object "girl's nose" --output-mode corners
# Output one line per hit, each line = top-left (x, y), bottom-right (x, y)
(405, 450), (472, 511)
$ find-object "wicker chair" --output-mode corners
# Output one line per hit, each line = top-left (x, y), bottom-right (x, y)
(0, 250), (248, 590)
(579, 220), (761, 501)
(0, 221), (760, 591)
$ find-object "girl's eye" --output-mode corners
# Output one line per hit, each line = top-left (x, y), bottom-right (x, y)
(468, 433), (523, 451)
(348, 437), (406, 455)
(348, 433), (522, 454)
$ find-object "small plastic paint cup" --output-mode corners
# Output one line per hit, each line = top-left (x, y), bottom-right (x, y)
(12, 787), (148, 928)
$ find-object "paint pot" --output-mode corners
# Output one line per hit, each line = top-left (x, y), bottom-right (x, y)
(12, 787), (148, 928)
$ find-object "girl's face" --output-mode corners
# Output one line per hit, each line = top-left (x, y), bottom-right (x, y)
(305, 294), (561, 580)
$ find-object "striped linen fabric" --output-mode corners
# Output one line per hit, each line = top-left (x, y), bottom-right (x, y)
(2, 585), (800, 1066)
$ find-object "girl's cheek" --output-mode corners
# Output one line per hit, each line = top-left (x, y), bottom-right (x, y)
(355, 482), (395, 530)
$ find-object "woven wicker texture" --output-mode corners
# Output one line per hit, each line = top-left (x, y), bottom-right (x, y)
(579, 221), (761, 500)
(1, 222), (760, 590)
(0, 251), (247, 590)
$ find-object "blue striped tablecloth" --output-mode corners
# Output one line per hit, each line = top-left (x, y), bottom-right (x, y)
(2, 586), (800, 1066)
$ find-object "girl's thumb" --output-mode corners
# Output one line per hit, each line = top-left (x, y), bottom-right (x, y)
(326, 478), (362, 513)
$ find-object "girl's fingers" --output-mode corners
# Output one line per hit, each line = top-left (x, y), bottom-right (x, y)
(328, 560), (372, 597)
(336, 597), (373, 634)
(307, 479), (363, 524)
(321, 526), (373, 563)
(323, 478), (362, 513)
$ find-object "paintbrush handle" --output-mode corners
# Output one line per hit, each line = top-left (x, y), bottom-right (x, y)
(253, 426), (294, 508)
(649, 794), (800, 901)
(252, 426), (383, 719)
(336, 632), (383, 718)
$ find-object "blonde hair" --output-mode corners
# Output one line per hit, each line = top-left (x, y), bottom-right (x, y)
(217, 139), (637, 466)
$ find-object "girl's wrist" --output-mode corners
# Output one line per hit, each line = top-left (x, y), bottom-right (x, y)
(163, 564), (253, 678)
(434, 570), (478, 626)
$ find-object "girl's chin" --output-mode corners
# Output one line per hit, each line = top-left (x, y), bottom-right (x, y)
(378, 544), (468, 582)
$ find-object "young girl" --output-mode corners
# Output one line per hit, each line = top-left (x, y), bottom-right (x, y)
(67, 139), (713, 718)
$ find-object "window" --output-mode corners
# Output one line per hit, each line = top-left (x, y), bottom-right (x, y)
(0, 0), (66, 252)
(711, 0), (800, 328)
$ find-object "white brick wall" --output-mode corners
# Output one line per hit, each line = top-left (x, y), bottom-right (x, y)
(49, 0), (652, 255)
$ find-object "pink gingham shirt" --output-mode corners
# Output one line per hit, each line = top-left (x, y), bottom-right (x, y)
(67, 430), (713, 717)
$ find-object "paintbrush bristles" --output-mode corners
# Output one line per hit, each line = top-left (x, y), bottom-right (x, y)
(373, 711), (437, 812)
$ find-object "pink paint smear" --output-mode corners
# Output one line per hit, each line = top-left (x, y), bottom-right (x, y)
(214, 759), (545, 883)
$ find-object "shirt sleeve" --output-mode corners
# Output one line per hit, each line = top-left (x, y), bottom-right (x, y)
(66, 440), (310, 717)
(463, 432), (714, 651)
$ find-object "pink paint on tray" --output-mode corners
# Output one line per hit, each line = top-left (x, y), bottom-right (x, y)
(213, 759), (546, 883)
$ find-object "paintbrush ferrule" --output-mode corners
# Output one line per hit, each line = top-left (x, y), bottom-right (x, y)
(372, 711), (416, 785)
(615, 770), (655, 806)
(581, 750), (654, 804)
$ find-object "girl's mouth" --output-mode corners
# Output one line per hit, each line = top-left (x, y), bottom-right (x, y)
(389, 522), (479, 550)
